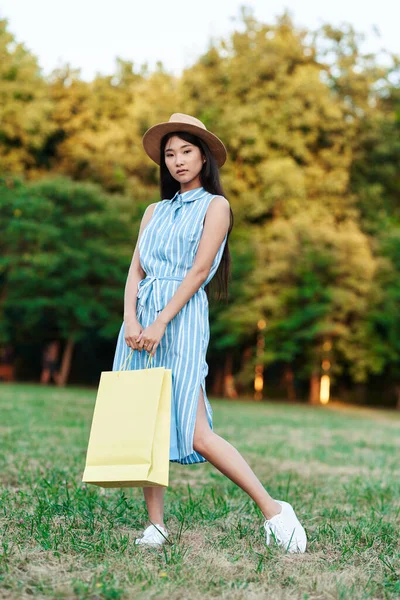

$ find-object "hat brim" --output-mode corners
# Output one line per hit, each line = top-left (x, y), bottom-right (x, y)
(142, 122), (227, 168)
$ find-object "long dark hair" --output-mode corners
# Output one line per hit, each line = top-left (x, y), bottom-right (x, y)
(159, 131), (234, 302)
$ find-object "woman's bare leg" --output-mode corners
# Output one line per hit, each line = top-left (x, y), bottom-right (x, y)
(142, 487), (166, 529)
(193, 388), (281, 520)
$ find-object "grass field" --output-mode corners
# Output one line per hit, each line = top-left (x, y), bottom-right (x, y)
(0, 384), (399, 600)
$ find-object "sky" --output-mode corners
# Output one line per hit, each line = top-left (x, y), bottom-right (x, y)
(0, 0), (398, 80)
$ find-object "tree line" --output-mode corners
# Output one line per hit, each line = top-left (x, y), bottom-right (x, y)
(0, 11), (399, 404)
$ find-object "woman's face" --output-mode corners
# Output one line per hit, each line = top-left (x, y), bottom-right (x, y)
(164, 135), (204, 190)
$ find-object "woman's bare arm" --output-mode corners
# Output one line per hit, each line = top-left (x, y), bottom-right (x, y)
(156, 196), (230, 326)
(124, 203), (156, 322)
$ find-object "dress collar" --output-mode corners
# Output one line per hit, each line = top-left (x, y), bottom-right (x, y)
(171, 186), (208, 203)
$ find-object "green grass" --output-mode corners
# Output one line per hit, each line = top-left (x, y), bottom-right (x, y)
(0, 384), (399, 599)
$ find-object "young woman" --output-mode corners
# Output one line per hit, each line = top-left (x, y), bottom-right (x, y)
(112, 113), (307, 553)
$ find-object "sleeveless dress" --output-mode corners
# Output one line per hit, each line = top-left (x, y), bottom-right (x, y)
(112, 186), (228, 465)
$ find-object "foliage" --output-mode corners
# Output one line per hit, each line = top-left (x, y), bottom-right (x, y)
(0, 20), (55, 175)
(0, 12), (399, 395)
(0, 176), (136, 345)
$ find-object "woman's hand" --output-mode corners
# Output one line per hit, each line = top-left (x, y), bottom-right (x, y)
(124, 317), (143, 351)
(136, 318), (166, 356)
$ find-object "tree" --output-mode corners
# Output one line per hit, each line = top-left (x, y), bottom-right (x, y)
(0, 19), (55, 176)
(0, 176), (138, 384)
(181, 11), (356, 222)
(240, 210), (377, 401)
(47, 61), (180, 199)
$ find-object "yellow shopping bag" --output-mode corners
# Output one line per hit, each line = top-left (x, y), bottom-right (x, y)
(82, 351), (172, 488)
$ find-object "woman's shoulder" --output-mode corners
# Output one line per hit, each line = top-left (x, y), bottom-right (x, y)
(145, 198), (171, 216)
(207, 194), (230, 209)
(201, 188), (229, 202)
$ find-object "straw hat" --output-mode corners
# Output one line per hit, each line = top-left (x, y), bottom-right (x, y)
(142, 113), (227, 167)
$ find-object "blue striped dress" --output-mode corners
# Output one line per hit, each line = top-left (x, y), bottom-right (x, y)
(112, 186), (228, 465)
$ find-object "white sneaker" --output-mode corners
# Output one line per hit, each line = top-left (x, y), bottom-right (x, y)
(134, 523), (169, 547)
(263, 500), (307, 553)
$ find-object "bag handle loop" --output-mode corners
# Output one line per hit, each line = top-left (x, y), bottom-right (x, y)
(118, 349), (153, 373)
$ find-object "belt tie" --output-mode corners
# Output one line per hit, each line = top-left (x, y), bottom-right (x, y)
(137, 275), (185, 313)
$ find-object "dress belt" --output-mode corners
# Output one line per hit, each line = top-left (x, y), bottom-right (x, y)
(136, 275), (205, 313)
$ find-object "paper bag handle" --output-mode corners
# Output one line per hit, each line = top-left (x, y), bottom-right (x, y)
(118, 348), (153, 373)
